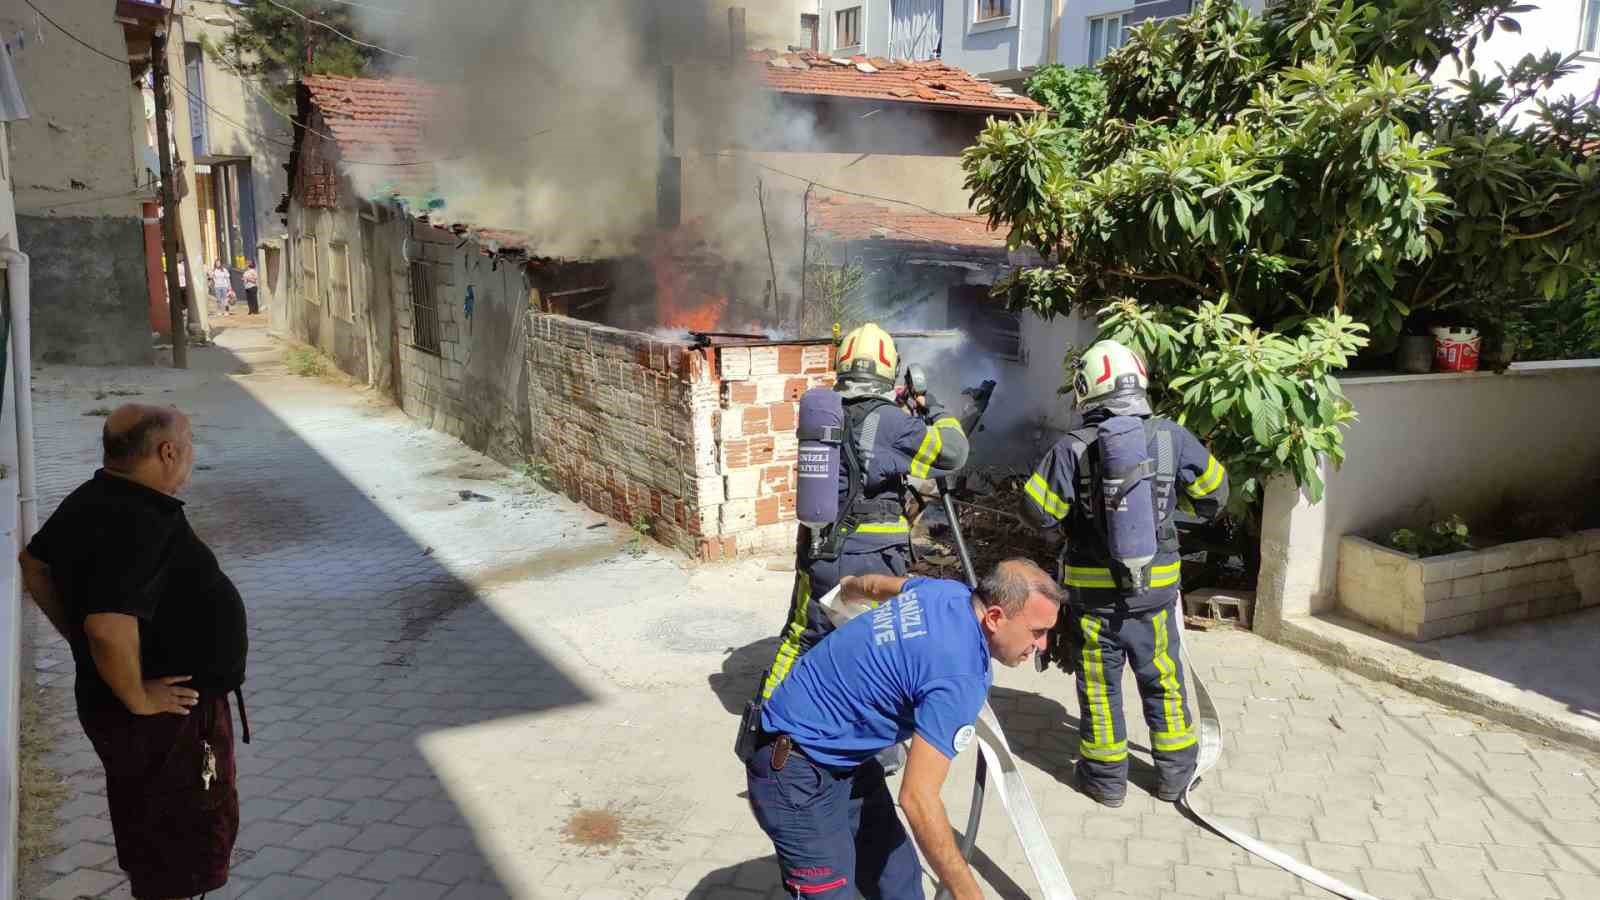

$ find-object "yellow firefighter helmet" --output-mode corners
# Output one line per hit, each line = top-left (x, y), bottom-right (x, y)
(837, 323), (899, 382)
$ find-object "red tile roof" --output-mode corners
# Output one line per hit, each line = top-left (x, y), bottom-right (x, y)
(750, 50), (1041, 114)
(302, 75), (439, 165)
(809, 193), (1008, 251)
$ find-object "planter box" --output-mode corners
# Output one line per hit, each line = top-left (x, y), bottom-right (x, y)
(1338, 529), (1600, 641)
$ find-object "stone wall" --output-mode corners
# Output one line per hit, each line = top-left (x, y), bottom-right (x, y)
(18, 215), (153, 365)
(526, 316), (834, 561)
(393, 225), (533, 466)
(1339, 531), (1600, 641)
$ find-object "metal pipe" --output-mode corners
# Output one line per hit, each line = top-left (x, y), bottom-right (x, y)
(1, 248), (35, 541)
(934, 475), (986, 900)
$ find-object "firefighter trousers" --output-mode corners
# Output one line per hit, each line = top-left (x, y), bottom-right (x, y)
(1073, 600), (1198, 798)
(761, 542), (909, 699)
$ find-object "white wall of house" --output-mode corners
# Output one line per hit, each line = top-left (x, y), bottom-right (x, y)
(1436, 0), (1600, 119)
(1254, 361), (1600, 634)
(171, 2), (294, 302)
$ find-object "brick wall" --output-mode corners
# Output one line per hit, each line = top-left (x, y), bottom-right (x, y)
(711, 343), (836, 559)
(526, 314), (834, 561)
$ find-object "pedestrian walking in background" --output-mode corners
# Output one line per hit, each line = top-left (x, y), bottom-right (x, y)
(210, 261), (231, 314)
(19, 404), (250, 900)
(242, 260), (260, 315)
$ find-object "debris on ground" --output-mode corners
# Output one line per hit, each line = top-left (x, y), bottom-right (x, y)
(18, 684), (68, 873)
(457, 490), (494, 502)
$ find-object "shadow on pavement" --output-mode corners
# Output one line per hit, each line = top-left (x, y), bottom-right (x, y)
(26, 337), (597, 898)
(686, 840), (1033, 900)
(709, 636), (780, 716)
(988, 685), (1167, 801)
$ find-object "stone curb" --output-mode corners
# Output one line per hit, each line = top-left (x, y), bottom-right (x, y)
(1277, 614), (1600, 756)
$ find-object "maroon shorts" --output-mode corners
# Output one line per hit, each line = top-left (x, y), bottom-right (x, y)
(78, 694), (240, 900)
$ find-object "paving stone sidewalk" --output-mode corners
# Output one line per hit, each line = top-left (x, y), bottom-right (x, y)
(19, 328), (1600, 900)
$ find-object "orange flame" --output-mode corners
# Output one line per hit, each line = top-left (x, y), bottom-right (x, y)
(653, 224), (728, 332)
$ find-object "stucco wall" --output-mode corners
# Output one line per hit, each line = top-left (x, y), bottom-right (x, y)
(172, 3), (294, 276)
(2, 0), (157, 363)
(1255, 361), (1600, 633)
(18, 215), (153, 365)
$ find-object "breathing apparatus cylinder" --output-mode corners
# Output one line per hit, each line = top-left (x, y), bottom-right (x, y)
(796, 387), (844, 528)
(1097, 415), (1157, 593)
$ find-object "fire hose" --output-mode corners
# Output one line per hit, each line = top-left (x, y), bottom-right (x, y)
(915, 480), (1380, 900)
(891, 368), (1378, 898)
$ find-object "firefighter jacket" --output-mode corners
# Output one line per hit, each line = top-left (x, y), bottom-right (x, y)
(1020, 413), (1227, 613)
(826, 394), (970, 552)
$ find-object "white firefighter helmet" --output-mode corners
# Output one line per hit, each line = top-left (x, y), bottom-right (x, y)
(1074, 339), (1150, 411)
(837, 323), (899, 382)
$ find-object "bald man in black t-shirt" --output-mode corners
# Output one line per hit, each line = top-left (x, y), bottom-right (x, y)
(20, 404), (249, 900)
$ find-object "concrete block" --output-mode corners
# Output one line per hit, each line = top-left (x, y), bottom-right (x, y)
(748, 347), (781, 376)
(689, 475), (725, 507)
(724, 469), (760, 500)
(1420, 554), (1458, 584)
(720, 347), (751, 380)
(718, 410), (743, 442)
(1417, 611), (1483, 642)
(1482, 569), (1514, 593)
(1477, 547), (1511, 575)
(752, 376), (789, 405)
(720, 499), (757, 532)
(1572, 551), (1600, 607)
(1583, 529), (1600, 554)
(1450, 554), (1486, 580)
(1425, 593), (1483, 622)
(1451, 574), (1484, 598)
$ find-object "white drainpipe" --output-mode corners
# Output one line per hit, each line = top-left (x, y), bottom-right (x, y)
(0, 247), (35, 542)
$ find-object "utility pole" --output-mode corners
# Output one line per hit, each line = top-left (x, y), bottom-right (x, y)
(150, 26), (188, 369)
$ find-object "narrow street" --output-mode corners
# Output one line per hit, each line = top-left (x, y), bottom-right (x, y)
(19, 326), (1600, 900)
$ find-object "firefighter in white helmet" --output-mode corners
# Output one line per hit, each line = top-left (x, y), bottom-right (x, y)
(1021, 339), (1229, 807)
(759, 323), (972, 701)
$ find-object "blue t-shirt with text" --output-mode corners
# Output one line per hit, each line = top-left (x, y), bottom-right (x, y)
(762, 577), (991, 768)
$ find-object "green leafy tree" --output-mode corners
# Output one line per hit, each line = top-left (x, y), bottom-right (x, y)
(963, 0), (1600, 513)
(964, 0), (1600, 352)
(204, 1), (378, 105)
(1021, 64), (1107, 167)
(1092, 299), (1368, 508)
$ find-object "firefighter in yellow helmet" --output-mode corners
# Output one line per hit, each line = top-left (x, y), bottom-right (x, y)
(760, 323), (972, 699)
(1021, 339), (1229, 807)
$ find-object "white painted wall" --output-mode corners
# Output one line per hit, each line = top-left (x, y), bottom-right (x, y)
(0, 0), (145, 218)
(1255, 361), (1600, 633)
(1434, 0), (1600, 120)
(173, 1), (295, 274)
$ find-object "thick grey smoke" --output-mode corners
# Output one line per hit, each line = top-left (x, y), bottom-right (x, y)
(349, 0), (792, 261)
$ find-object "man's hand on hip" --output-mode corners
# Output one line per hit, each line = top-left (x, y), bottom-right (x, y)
(135, 675), (199, 716)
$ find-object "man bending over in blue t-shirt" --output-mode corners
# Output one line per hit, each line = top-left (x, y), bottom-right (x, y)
(746, 558), (1062, 899)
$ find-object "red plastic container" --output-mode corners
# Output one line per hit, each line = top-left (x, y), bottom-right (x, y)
(1431, 326), (1481, 372)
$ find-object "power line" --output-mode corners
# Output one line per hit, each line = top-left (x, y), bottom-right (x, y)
(710, 151), (984, 224)
(21, 0), (126, 65)
(20, 0), (465, 168)
(24, 0), (980, 224)
(259, 0), (415, 59)
(307, 0), (405, 14)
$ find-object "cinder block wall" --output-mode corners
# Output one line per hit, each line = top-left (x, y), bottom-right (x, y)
(527, 316), (835, 561)
(712, 343), (836, 559)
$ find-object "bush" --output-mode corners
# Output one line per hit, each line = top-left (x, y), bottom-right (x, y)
(1089, 298), (1368, 510)
(1386, 515), (1472, 557)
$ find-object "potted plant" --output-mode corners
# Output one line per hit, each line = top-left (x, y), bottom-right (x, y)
(1395, 314), (1435, 373)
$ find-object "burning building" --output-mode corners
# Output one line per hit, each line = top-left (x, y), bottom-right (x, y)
(271, 17), (1083, 558)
